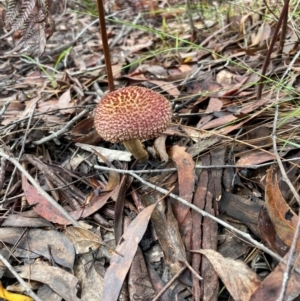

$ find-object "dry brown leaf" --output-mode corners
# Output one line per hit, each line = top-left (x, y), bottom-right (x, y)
(250, 22), (271, 47)
(154, 135), (169, 162)
(265, 168), (299, 249)
(2, 214), (53, 228)
(196, 97), (223, 128)
(58, 89), (75, 114)
(258, 207), (289, 257)
(235, 150), (275, 166)
(22, 178), (75, 225)
(283, 31), (299, 54)
(142, 192), (186, 274)
(23, 176), (115, 225)
(69, 188), (116, 221)
(147, 80), (180, 97)
(168, 145), (195, 224)
(0, 228), (75, 269)
(103, 203), (157, 301)
(200, 114), (237, 130)
(197, 249), (261, 301)
(64, 226), (102, 254)
(239, 13), (254, 35)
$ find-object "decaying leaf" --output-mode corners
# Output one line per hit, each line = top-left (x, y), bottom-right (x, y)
(22, 179), (74, 225)
(74, 254), (104, 301)
(265, 168), (299, 249)
(17, 263), (80, 301)
(168, 145), (195, 224)
(64, 226), (102, 254)
(258, 207), (289, 257)
(103, 203), (157, 301)
(0, 228), (75, 269)
(142, 193), (186, 274)
(197, 249), (261, 301)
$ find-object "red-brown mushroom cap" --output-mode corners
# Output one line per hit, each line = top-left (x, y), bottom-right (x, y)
(94, 86), (172, 143)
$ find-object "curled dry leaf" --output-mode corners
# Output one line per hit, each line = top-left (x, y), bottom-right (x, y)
(250, 22), (271, 47)
(265, 168), (299, 249)
(235, 150), (276, 167)
(64, 226), (102, 254)
(197, 249), (261, 301)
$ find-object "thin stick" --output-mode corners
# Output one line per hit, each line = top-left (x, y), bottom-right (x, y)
(152, 266), (186, 301)
(96, 0), (114, 91)
(33, 107), (91, 145)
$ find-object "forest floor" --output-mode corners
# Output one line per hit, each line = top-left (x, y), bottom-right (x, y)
(0, 0), (300, 300)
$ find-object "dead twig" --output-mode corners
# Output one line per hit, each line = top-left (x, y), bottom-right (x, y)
(0, 99), (11, 118)
(152, 266), (186, 301)
(33, 107), (92, 145)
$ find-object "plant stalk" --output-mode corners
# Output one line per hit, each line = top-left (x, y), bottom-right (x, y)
(96, 0), (115, 92)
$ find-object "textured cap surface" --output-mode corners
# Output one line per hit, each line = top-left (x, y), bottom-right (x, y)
(94, 86), (172, 143)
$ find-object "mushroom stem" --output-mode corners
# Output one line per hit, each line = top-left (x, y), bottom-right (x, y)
(123, 139), (149, 161)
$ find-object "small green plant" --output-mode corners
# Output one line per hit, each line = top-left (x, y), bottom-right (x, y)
(22, 47), (72, 88)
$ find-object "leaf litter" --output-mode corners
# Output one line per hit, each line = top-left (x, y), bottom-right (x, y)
(1, 0), (300, 300)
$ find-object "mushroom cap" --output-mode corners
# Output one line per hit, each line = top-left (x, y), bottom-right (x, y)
(94, 86), (172, 143)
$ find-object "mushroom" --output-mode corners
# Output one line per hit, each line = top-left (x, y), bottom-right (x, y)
(94, 86), (172, 161)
